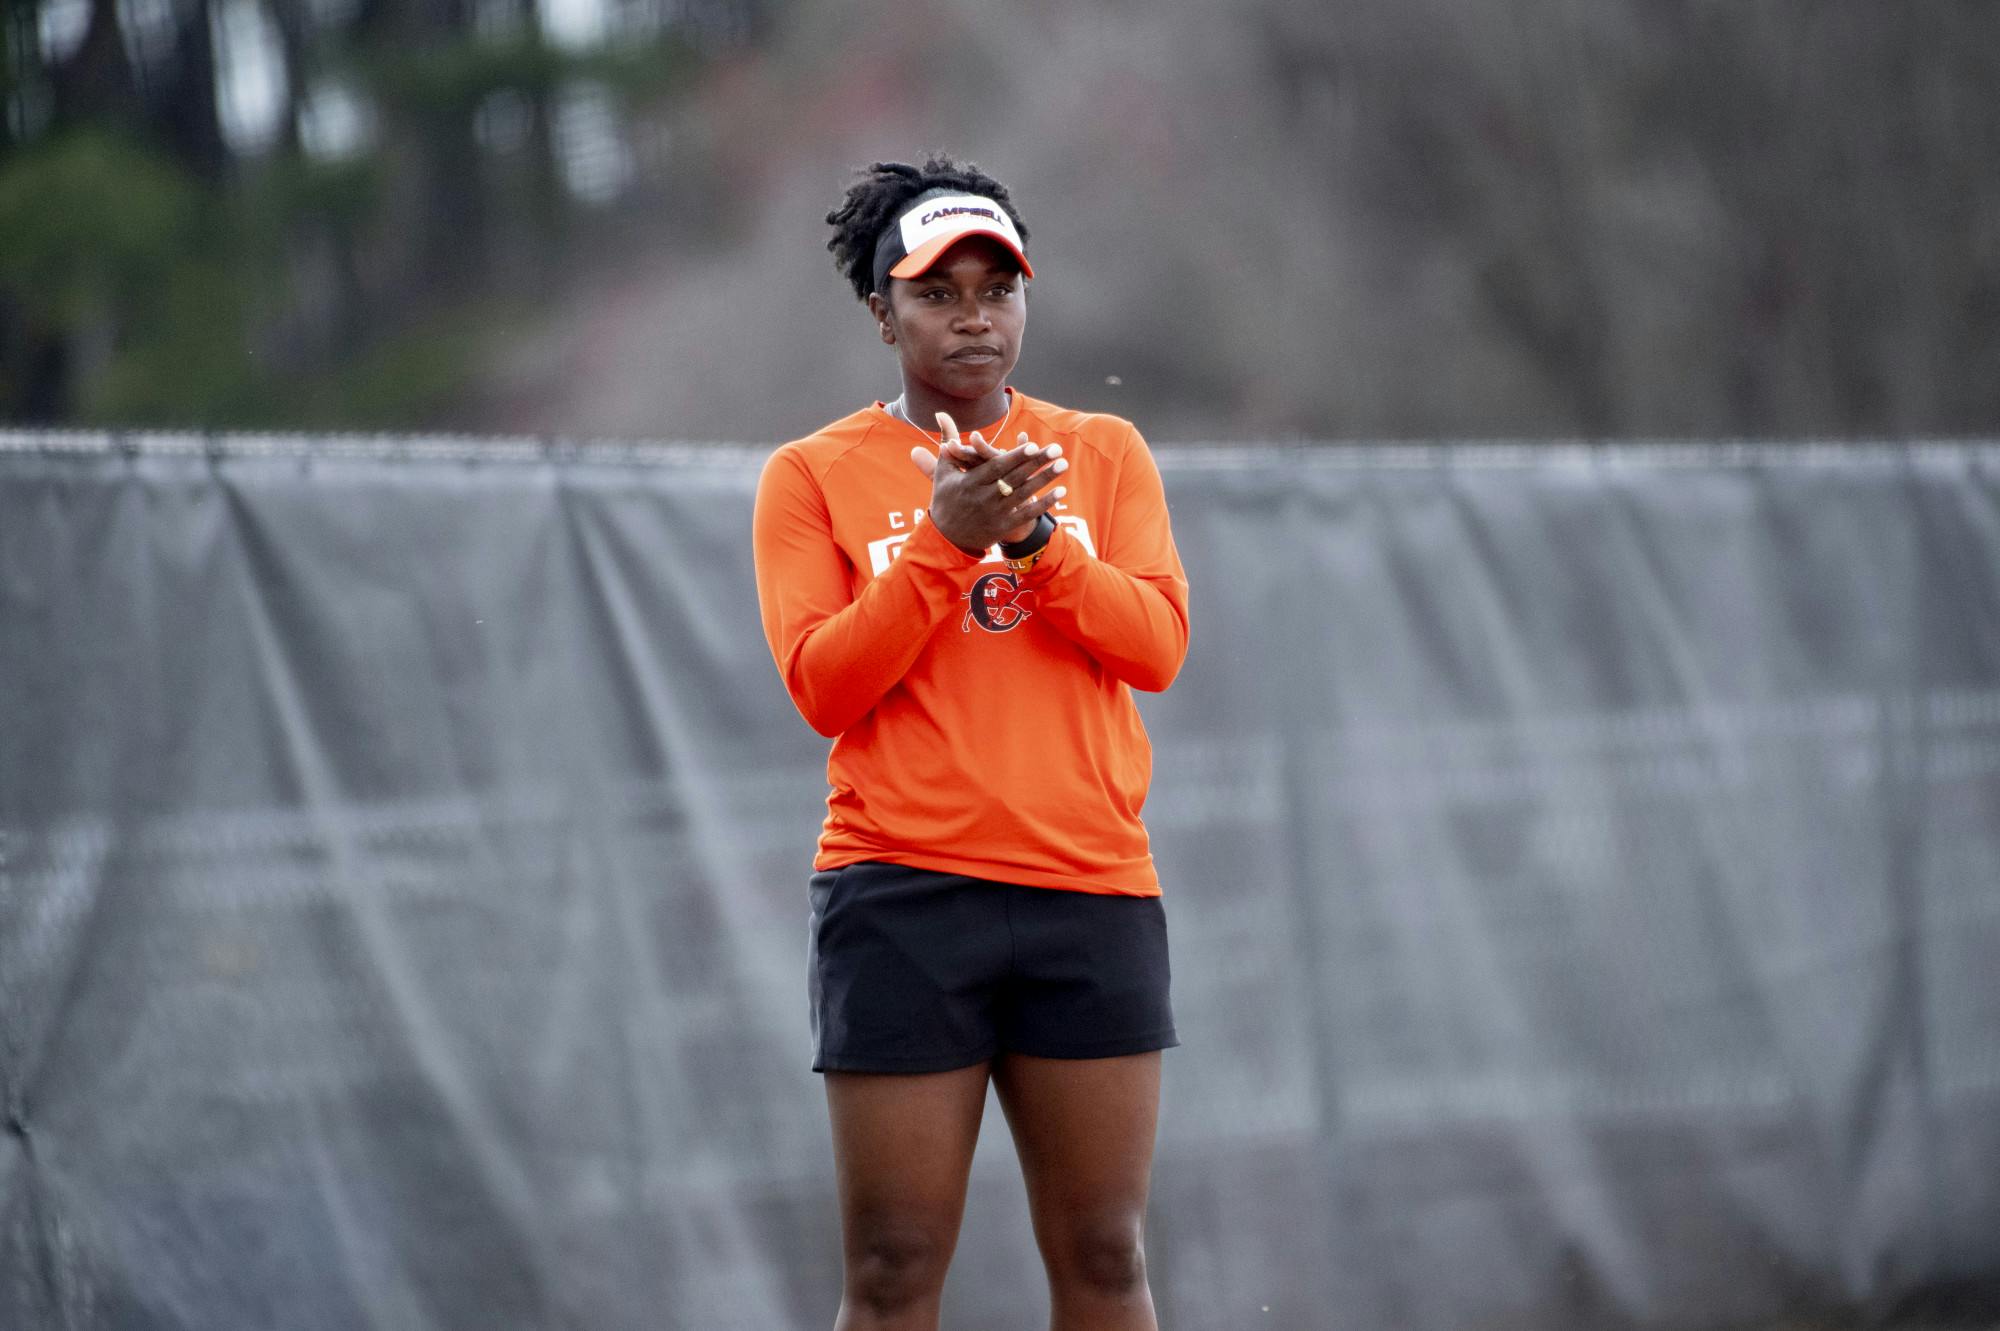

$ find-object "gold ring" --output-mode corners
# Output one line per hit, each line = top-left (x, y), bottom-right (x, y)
(995, 479), (1014, 497)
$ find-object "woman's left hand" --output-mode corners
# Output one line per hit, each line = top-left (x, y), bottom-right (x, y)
(937, 417), (1061, 478)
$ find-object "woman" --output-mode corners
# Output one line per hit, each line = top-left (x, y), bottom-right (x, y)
(752, 156), (1189, 1330)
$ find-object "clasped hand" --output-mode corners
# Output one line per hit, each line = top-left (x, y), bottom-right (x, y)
(908, 411), (1069, 553)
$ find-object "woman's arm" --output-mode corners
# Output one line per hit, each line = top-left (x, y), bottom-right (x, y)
(752, 447), (979, 736)
(1022, 426), (1189, 692)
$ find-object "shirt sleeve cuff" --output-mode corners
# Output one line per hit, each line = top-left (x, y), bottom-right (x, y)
(902, 515), (988, 570)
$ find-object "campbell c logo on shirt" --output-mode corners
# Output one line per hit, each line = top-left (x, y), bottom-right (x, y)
(963, 572), (1034, 633)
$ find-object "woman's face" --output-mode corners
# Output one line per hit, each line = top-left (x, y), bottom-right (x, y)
(869, 236), (1026, 404)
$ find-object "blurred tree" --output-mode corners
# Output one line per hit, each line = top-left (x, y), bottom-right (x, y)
(4, 0), (1989, 439)
(0, 0), (762, 427)
(47, 0), (139, 129)
(150, 0), (228, 178)
(0, 130), (201, 418)
(1249, 0), (2000, 437)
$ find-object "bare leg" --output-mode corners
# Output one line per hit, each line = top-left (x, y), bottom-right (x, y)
(992, 1051), (1162, 1331)
(824, 1063), (991, 1330)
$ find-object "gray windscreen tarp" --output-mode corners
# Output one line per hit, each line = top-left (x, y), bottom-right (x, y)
(2, 431), (1998, 1329)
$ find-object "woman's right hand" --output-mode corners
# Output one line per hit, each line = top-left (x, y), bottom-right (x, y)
(908, 413), (1067, 550)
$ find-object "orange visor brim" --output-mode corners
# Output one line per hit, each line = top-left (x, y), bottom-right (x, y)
(888, 227), (1035, 282)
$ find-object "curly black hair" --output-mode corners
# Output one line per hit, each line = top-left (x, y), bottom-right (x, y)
(825, 155), (1029, 303)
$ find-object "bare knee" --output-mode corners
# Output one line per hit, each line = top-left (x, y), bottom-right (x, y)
(1047, 1212), (1148, 1297)
(845, 1214), (951, 1316)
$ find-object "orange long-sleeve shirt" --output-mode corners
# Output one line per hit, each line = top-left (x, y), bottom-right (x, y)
(752, 389), (1189, 896)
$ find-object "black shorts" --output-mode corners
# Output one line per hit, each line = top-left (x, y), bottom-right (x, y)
(806, 861), (1178, 1073)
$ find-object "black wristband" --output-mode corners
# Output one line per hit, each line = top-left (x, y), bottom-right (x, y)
(999, 513), (1057, 560)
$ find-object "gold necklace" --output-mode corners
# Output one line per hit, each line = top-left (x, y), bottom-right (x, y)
(886, 395), (934, 437)
(889, 393), (1011, 439)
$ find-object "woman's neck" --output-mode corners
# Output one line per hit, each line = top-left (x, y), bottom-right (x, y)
(895, 382), (1010, 437)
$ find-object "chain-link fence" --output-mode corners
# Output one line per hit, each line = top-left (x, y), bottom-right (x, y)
(5, 432), (1999, 1328)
